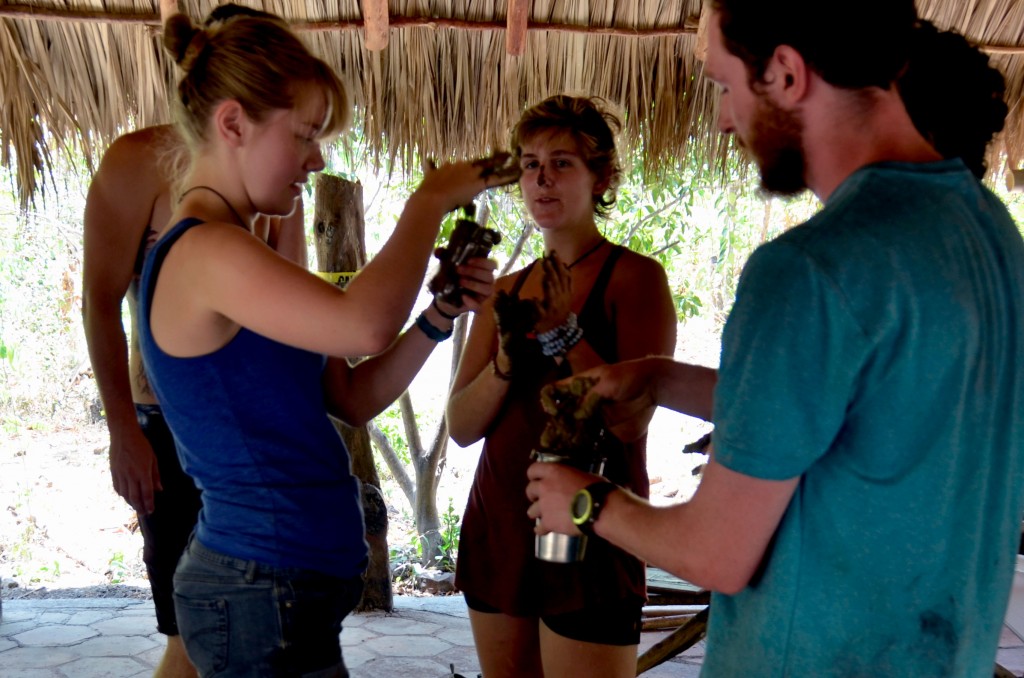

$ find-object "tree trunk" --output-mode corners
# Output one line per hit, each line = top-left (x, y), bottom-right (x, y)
(313, 174), (392, 612)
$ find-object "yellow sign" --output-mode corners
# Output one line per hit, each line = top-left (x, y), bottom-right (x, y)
(316, 271), (358, 289)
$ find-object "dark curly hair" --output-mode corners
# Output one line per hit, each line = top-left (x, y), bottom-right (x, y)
(899, 20), (1007, 178)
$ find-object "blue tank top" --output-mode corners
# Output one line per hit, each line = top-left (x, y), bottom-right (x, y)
(138, 218), (367, 578)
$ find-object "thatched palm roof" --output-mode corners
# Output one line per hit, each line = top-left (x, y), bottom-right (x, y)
(1, 0), (1023, 205)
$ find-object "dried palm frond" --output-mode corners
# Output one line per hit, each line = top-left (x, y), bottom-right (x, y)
(0, 0), (1022, 204)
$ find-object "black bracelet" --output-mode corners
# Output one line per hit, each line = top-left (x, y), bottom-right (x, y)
(415, 312), (453, 342)
(431, 297), (459, 321)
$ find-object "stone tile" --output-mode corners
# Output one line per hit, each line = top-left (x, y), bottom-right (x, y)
(393, 595), (467, 616)
(349, 655), (452, 677)
(36, 613), (71, 625)
(434, 644), (481, 674)
(136, 643), (167, 667)
(2, 669), (61, 678)
(680, 638), (707, 658)
(56, 657), (149, 678)
(117, 605), (156, 617)
(641, 658), (704, 677)
(343, 613), (369, 627)
(364, 616), (442, 636)
(1003, 624), (1024, 647)
(88, 615), (155, 636)
(364, 634), (451, 657)
(13, 624), (98, 646)
(342, 644), (376, 669)
(436, 626), (475, 646)
(72, 634), (159, 657)
(0, 646), (78, 668)
(65, 611), (114, 626)
(0, 606), (40, 623)
(340, 625), (378, 646)
(9, 599), (130, 610)
(1, 620), (42, 637)
(996, 646), (1024, 675)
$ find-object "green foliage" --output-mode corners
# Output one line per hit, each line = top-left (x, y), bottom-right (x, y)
(399, 497), (460, 573)
(375, 402), (411, 466)
(436, 497), (461, 572)
(0, 158), (94, 431)
(107, 551), (127, 584)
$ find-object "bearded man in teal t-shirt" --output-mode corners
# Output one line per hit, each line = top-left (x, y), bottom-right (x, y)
(526, 2), (1024, 676)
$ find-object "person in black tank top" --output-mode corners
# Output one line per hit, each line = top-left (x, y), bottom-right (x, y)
(447, 95), (677, 678)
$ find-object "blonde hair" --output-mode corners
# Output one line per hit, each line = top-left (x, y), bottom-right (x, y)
(163, 12), (350, 152)
(510, 95), (622, 217)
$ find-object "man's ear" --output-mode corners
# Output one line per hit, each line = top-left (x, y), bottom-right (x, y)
(213, 99), (246, 148)
(769, 45), (809, 105)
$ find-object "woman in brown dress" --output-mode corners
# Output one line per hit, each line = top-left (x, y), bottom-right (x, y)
(447, 95), (677, 678)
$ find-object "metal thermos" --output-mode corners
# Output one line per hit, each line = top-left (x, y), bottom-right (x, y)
(533, 451), (606, 563)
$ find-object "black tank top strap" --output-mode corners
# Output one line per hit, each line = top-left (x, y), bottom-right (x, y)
(577, 244), (625, 363)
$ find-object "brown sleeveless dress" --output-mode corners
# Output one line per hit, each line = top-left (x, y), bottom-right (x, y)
(455, 246), (648, 616)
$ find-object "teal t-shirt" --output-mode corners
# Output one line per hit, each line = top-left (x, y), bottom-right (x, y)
(707, 161), (1024, 677)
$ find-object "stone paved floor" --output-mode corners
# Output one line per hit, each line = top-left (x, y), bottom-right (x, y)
(1, 594), (1023, 677)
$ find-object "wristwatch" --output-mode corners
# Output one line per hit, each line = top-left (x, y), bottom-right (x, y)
(571, 481), (618, 536)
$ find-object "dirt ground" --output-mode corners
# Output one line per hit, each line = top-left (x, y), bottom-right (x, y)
(0, 423), (149, 597)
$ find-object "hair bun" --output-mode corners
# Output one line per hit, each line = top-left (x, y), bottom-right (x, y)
(163, 14), (208, 71)
(181, 30), (210, 71)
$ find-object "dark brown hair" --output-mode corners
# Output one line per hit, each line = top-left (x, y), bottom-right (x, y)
(511, 95), (622, 217)
(710, 0), (917, 90)
(899, 20), (1007, 178)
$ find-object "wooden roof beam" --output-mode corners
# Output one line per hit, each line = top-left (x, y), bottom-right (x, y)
(1, 4), (1021, 56)
(506, 0), (529, 56)
(361, 0), (388, 51)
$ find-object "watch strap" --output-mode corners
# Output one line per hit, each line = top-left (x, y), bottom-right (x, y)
(574, 481), (617, 536)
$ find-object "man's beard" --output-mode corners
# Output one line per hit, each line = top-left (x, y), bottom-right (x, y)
(743, 96), (807, 197)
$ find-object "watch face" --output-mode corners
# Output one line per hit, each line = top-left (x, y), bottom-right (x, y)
(572, 489), (592, 525)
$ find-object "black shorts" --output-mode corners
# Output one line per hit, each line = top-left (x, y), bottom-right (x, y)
(136, 404), (202, 636)
(463, 593), (642, 646)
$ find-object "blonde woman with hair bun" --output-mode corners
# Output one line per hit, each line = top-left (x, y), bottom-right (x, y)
(139, 8), (516, 675)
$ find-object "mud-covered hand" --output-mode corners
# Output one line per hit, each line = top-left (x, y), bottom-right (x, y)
(471, 151), (522, 188)
(432, 255), (497, 317)
(418, 151), (522, 214)
(493, 290), (541, 376)
(534, 252), (573, 333)
(571, 358), (661, 443)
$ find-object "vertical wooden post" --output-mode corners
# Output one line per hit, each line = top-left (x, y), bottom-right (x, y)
(694, 3), (710, 62)
(360, 0), (390, 51)
(158, 0), (178, 24)
(313, 173), (392, 612)
(506, 0), (530, 56)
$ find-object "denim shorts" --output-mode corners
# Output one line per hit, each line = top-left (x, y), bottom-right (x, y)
(173, 538), (365, 677)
